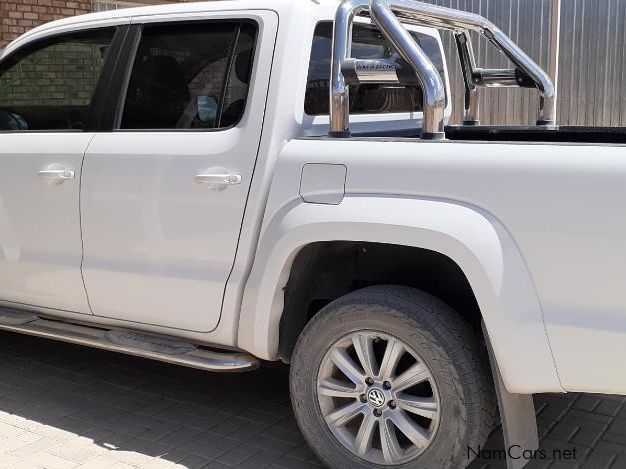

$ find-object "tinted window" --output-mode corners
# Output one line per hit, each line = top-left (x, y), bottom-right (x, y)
(120, 22), (256, 130)
(305, 22), (446, 115)
(0, 30), (115, 131)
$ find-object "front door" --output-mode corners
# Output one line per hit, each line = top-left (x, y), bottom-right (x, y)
(0, 28), (116, 313)
(80, 12), (277, 332)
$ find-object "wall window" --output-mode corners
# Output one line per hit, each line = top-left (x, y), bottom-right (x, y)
(120, 21), (256, 130)
(305, 22), (446, 115)
(0, 29), (115, 131)
(93, 1), (145, 12)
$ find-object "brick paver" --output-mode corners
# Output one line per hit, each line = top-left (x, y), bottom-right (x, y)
(0, 331), (623, 469)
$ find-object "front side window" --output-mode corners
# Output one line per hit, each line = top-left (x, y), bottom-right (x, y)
(0, 30), (115, 131)
(305, 22), (446, 115)
(120, 21), (256, 130)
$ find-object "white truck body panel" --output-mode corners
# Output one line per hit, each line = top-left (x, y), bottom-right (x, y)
(79, 10), (277, 333)
(0, 0), (624, 399)
(0, 134), (93, 313)
(243, 137), (626, 394)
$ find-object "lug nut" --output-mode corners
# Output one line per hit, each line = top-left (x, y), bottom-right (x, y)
(365, 377), (374, 386)
(373, 409), (382, 417)
(388, 400), (397, 409)
(359, 394), (367, 403)
(383, 381), (391, 389)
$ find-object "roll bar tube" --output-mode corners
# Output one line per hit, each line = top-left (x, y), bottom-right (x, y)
(329, 0), (557, 138)
(370, 0), (446, 138)
(330, 0), (370, 138)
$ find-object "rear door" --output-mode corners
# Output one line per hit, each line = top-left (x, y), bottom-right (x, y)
(80, 11), (277, 332)
(0, 27), (118, 313)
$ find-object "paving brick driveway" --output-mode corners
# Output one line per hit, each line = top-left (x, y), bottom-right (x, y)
(0, 331), (624, 469)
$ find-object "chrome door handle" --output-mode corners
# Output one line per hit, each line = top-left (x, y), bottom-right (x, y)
(194, 173), (242, 185)
(37, 169), (75, 181)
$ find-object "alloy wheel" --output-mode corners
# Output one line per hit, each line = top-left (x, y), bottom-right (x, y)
(316, 330), (441, 466)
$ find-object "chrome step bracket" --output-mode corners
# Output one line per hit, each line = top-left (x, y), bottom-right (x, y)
(0, 310), (259, 372)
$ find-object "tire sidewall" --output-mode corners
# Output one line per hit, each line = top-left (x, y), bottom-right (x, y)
(291, 297), (472, 469)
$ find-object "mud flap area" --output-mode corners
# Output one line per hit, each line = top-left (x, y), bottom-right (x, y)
(483, 322), (539, 469)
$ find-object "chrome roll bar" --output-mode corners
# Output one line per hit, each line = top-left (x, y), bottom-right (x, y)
(330, 0), (370, 138)
(330, 0), (557, 138)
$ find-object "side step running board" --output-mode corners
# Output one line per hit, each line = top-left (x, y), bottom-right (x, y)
(0, 309), (259, 372)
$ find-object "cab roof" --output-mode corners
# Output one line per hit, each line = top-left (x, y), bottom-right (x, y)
(3, 0), (338, 57)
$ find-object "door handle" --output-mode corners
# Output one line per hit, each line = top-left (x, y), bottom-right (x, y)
(37, 169), (75, 181)
(194, 173), (242, 185)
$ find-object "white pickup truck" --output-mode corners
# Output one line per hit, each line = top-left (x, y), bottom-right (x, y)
(1, 0), (624, 467)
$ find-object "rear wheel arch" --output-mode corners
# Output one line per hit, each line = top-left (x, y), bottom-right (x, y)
(278, 241), (482, 363)
(237, 197), (562, 393)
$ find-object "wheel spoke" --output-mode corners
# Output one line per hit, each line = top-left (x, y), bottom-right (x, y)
(391, 362), (430, 391)
(395, 395), (438, 420)
(378, 337), (404, 381)
(318, 377), (363, 398)
(390, 411), (430, 448)
(352, 333), (378, 378)
(354, 412), (377, 457)
(330, 348), (365, 385)
(317, 332), (441, 466)
(380, 418), (403, 464)
(326, 401), (365, 428)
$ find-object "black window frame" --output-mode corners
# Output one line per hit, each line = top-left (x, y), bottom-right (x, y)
(304, 20), (448, 117)
(0, 26), (124, 134)
(108, 18), (259, 134)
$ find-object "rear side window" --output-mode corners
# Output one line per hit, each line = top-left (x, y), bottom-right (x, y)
(0, 29), (115, 131)
(120, 21), (256, 130)
(305, 22), (446, 115)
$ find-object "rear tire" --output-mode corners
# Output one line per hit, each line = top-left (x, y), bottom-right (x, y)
(290, 285), (497, 469)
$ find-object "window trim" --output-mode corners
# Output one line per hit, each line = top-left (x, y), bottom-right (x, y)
(101, 23), (142, 132)
(0, 26), (123, 134)
(215, 23), (242, 129)
(110, 18), (259, 134)
(86, 25), (132, 132)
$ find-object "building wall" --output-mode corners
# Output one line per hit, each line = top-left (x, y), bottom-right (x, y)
(1, 0), (92, 49)
(428, 0), (626, 127)
(0, 0), (186, 49)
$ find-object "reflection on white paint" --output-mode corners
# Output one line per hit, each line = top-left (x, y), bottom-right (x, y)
(0, 196), (20, 261)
